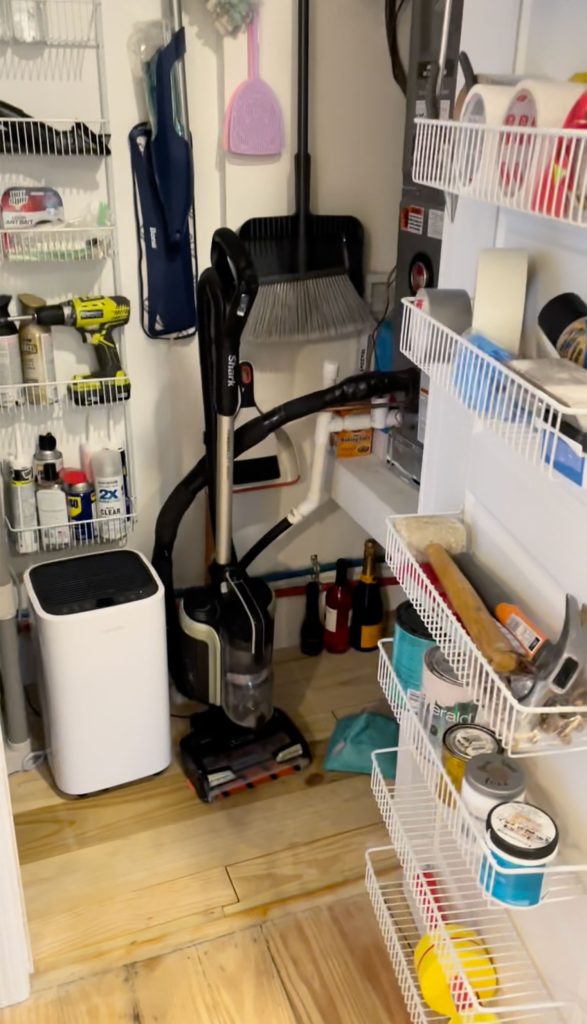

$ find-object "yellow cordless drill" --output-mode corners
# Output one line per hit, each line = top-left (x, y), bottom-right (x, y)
(36, 296), (131, 407)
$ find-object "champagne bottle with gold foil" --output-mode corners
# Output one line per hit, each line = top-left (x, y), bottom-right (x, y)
(350, 539), (384, 652)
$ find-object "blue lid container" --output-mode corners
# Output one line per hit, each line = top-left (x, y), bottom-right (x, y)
(480, 801), (559, 907)
(392, 601), (434, 694)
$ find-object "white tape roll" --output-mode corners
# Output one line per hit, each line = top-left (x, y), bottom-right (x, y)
(457, 85), (516, 188)
(415, 289), (472, 335)
(472, 250), (528, 354)
(500, 80), (587, 197)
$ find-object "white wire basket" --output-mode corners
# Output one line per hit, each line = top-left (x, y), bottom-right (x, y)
(0, 0), (98, 47)
(365, 849), (567, 1024)
(386, 513), (587, 755)
(0, 224), (113, 261)
(6, 503), (136, 555)
(376, 642), (587, 906)
(412, 118), (587, 228)
(0, 118), (110, 156)
(0, 377), (131, 414)
(400, 298), (587, 489)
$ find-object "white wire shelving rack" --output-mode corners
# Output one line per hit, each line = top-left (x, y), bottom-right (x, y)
(367, 762), (569, 1021)
(1, 225), (113, 262)
(0, 377), (130, 412)
(400, 299), (587, 490)
(0, 117), (110, 156)
(376, 641), (587, 906)
(412, 118), (587, 228)
(0, 0), (98, 46)
(385, 512), (587, 756)
(0, 0), (137, 557)
(365, 849), (567, 1024)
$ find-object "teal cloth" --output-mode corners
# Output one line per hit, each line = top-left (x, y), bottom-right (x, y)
(324, 712), (398, 777)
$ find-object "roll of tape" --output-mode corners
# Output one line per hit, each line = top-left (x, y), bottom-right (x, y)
(415, 288), (472, 335)
(457, 85), (516, 187)
(538, 292), (587, 366)
(532, 90), (587, 220)
(500, 80), (586, 197)
(472, 249), (528, 354)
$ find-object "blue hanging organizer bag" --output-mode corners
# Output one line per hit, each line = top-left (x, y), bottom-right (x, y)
(129, 29), (197, 340)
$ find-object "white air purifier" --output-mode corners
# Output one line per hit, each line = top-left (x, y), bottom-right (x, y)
(24, 549), (171, 796)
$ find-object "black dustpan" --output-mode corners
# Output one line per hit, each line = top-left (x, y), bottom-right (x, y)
(238, 0), (371, 343)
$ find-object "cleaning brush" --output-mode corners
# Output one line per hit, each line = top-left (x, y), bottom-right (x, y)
(239, 0), (374, 345)
(205, 0), (256, 36)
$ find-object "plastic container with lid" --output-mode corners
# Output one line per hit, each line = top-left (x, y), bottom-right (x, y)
(480, 801), (559, 907)
(392, 600), (434, 694)
(462, 753), (526, 820)
(442, 724), (502, 792)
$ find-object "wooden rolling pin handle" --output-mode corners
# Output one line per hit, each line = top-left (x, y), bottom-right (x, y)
(425, 542), (519, 674)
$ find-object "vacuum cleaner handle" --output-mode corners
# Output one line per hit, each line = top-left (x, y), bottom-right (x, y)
(211, 228), (258, 418)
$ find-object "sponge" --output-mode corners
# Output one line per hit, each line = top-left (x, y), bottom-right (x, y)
(415, 925), (498, 1017)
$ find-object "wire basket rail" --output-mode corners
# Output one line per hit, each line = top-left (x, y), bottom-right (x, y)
(0, 118), (110, 156)
(6, 503), (136, 555)
(376, 643), (586, 905)
(412, 118), (587, 228)
(365, 849), (567, 1024)
(1, 225), (113, 262)
(385, 513), (587, 755)
(0, 377), (130, 413)
(400, 298), (587, 490)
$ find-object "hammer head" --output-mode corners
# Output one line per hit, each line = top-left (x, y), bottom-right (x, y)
(520, 595), (586, 711)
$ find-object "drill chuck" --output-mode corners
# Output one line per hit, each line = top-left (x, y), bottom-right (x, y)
(35, 303), (71, 328)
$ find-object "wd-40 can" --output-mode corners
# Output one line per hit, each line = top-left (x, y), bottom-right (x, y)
(62, 470), (95, 541)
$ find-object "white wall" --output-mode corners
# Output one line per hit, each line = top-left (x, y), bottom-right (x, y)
(2, 0), (406, 586)
(120, 0), (406, 586)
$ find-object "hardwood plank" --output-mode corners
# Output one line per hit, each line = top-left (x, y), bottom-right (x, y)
(226, 822), (391, 910)
(0, 989), (63, 1023)
(195, 929), (297, 1024)
(28, 868), (235, 981)
(58, 969), (135, 1023)
(21, 775), (378, 921)
(129, 947), (213, 1023)
(264, 895), (410, 1024)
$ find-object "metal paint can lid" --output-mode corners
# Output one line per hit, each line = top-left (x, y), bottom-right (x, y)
(487, 801), (559, 862)
(443, 724), (501, 762)
(424, 645), (460, 686)
(465, 753), (525, 798)
(395, 601), (432, 641)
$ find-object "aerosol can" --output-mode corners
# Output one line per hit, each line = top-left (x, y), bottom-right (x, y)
(4, 446), (38, 553)
(18, 294), (57, 406)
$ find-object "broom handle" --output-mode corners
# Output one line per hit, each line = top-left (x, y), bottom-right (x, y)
(295, 0), (311, 270)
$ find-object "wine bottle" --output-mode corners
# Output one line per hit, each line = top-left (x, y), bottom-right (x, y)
(350, 539), (384, 652)
(324, 558), (353, 654)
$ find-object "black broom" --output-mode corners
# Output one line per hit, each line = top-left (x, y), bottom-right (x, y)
(239, 0), (374, 345)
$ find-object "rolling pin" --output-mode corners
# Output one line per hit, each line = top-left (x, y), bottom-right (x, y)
(426, 543), (520, 674)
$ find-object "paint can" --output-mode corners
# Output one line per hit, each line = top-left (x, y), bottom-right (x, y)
(392, 601), (435, 694)
(480, 801), (559, 907)
(441, 723), (501, 792)
(422, 646), (477, 753)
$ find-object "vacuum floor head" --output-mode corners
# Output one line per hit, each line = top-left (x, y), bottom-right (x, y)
(180, 706), (311, 802)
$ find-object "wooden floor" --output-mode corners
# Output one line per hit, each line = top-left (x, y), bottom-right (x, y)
(0, 895), (409, 1023)
(6, 647), (404, 1021)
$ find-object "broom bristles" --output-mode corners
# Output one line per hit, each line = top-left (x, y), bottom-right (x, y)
(242, 273), (374, 345)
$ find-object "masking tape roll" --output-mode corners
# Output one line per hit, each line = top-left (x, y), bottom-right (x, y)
(457, 85), (516, 188)
(472, 249), (528, 354)
(532, 90), (587, 220)
(415, 288), (472, 337)
(500, 80), (586, 197)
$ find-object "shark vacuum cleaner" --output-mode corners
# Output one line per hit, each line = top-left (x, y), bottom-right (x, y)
(153, 228), (417, 802)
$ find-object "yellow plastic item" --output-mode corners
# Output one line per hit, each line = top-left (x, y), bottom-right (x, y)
(570, 72), (587, 83)
(450, 1015), (499, 1023)
(414, 925), (498, 1017)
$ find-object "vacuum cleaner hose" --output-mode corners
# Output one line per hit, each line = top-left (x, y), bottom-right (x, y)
(239, 517), (293, 572)
(152, 367), (417, 678)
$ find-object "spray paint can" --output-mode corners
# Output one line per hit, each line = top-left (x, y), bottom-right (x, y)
(6, 452), (38, 553)
(0, 296), (24, 408)
(18, 293), (57, 406)
(92, 448), (127, 541)
(392, 601), (435, 694)
(33, 432), (63, 485)
(62, 469), (96, 542)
